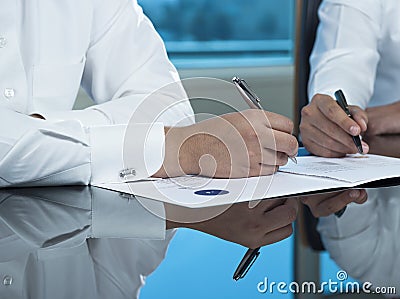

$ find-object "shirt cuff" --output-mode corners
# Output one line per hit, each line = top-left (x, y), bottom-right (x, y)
(309, 88), (367, 109)
(91, 188), (166, 239)
(88, 123), (165, 184)
(39, 109), (111, 127)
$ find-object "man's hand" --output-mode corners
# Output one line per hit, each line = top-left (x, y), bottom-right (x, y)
(366, 101), (400, 136)
(165, 197), (299, 249)
(155, 109), (298, 178)
(300, 94), (369, 157)
(300, 189), (367, 218)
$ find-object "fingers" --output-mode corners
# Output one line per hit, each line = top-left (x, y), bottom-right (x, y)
(188, 109), (299, 178)
(361, 141), (370, 154)
(248, 148), (288, 167)
(248, 164), (278, 177)
(302, 125), (369, 156)
(246, 201), (298, 248)
(301, 135), (349, 157)
(262, 110), (294, 134)
(260, 199), (299, 247)
(284, 197), (300, 214)
(302, 189), (368, 218)
(267, 130), (299, 159)
(317, 97), (361, 136)
(246, 151), (293, 177)
(242, 110), (298, 156)
(248, 197), (286, 214)
(300, 94), (367, 157)
(237, 110), (298, 168)
(302, 123), (358, 155)
(349, 106), (368, 132)
(261, 224), (294, 247)
(263, 202), (298, 232)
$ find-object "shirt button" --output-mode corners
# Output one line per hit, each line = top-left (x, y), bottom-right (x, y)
(0, 37), (7, 48)
(4, 88), (15, 99)
(3, 275), (13, 286)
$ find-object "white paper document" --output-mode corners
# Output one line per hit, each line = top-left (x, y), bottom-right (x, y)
(95, 154), (400, 208)
(279, 154), (400, 183)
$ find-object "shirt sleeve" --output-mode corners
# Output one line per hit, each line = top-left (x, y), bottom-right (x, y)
(0, 0), (194, 187)
(308, 0), (383, 108)
(0, 108), (164, 186)
(43, 0), (194, 128)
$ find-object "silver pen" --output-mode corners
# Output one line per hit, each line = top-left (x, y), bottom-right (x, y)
(232, 77), (297, 164)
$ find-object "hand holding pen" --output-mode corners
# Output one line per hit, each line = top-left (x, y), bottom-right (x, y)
(232, 77), (298, 164)
(300, 92), (369, 158)
(156, 79), (299, 179)
(334, 90), (364, 154)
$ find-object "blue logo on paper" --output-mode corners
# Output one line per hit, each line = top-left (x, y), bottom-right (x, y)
(194, 189), (229, 196)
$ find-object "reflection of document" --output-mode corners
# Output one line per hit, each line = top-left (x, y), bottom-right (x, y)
(95, 154), (400, 208)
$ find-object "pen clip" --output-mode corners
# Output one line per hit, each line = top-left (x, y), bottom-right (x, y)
(238, 250), (260, 280)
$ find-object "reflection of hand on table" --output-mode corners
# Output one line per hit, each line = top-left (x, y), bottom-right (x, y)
(165, 197), (299, 249)
(300, 189), (367, 218)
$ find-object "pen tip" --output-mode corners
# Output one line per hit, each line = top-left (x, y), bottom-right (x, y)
(289, 156), (297, 164)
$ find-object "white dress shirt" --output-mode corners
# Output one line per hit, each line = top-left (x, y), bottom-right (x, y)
(309, 0), (400, 109)
(318, 187), (400, 295)
(0, 0), (194, 187)
(0, 187), (174, 299)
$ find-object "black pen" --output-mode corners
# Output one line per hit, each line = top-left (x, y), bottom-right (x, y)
(233, 248), (260, 281)
(334, 90), (364, 154)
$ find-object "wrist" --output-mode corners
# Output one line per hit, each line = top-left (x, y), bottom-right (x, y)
(177, 126), (202, 175)
(154, 126), (201, 178)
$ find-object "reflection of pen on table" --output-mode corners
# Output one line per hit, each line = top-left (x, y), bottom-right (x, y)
(334, 90), (364, 155)
(233, 247), (260, 281)
(231, 77), (297, 281)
